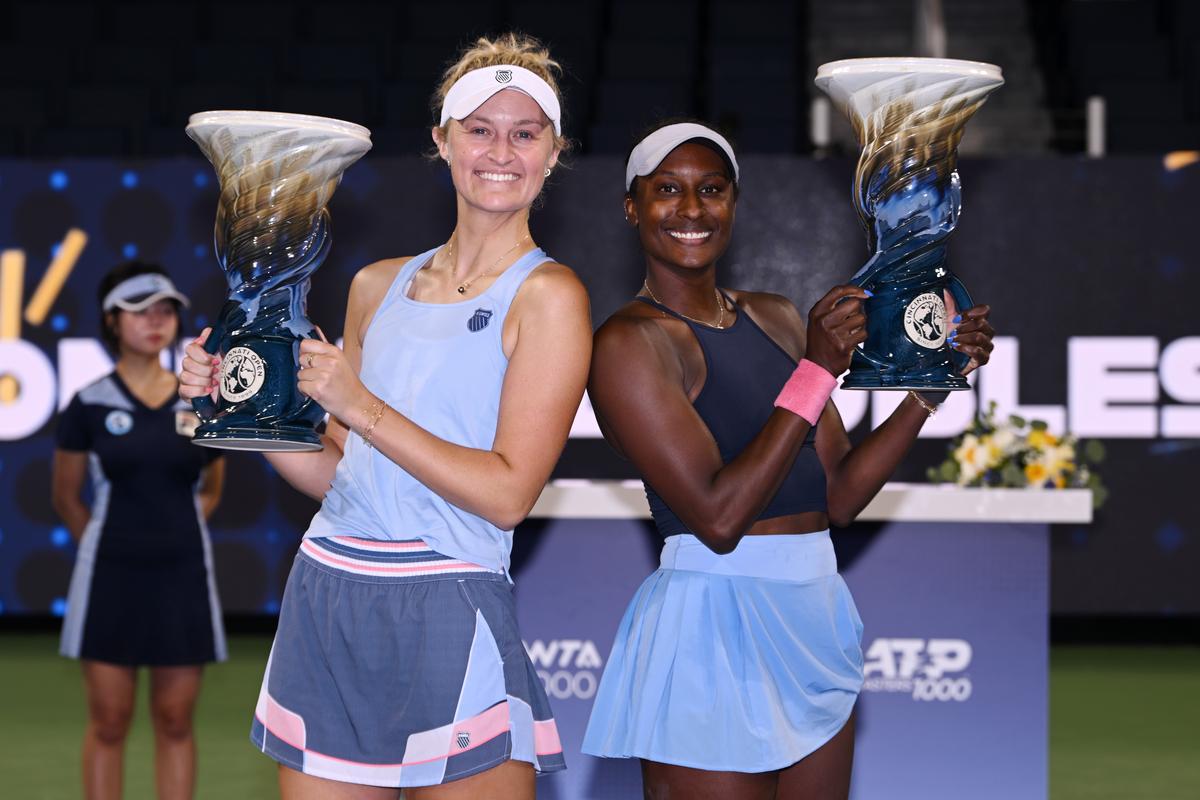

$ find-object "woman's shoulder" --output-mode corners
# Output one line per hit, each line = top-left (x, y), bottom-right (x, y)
(513, 260), (588, 311)
(349, 256), (413, 298)
(594, 300), (687, 358)
(727, 288), (805, 325)
(67, 371), (122, 408)
(727, 288), (806, 356)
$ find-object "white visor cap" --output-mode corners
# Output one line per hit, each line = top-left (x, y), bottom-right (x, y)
(625, 123), (739, 191)
(102, 272), (190, 312)
(440, 64), (562, 136)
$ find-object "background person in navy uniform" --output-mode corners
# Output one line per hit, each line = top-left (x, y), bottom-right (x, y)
(51, 262), (226, 800)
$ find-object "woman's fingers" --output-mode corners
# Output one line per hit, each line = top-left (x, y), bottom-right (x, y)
(296, 335), (338, 355)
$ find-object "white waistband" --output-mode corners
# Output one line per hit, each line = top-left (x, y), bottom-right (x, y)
(660, 531), (838, 582)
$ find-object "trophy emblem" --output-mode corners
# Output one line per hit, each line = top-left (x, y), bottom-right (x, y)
(814, 58), (1003, 390)
(186, 111), (371, 450)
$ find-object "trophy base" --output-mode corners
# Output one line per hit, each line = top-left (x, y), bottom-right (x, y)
(839, 379), (972, 391)
(192, 426), (323, 452)
(839, 369), (971, 392)
(839, 348), (971, 392)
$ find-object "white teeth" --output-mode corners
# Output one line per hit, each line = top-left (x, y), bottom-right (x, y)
(669, 231), (712, 240)
(477, 171), (519, 182)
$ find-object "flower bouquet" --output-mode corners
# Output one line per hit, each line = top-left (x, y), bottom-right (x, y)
(927, 402), (1107, 508)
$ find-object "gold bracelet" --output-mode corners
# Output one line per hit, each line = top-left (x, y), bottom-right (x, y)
(908, 390), (938, 416)
(361, 397), (387, 449)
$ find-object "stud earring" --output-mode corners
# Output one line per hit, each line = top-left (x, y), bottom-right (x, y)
(544, 168), (551, 178)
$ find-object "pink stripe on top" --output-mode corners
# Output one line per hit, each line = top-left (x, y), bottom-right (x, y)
(299, 540), (496, 577)
(329, 536), (432, 551)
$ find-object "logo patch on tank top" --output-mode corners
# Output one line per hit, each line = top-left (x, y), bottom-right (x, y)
(456, 732), (471, 749)
(467, 308), (493, 332)
(219, 346), (267, 402)
(105, 409), (133, 436)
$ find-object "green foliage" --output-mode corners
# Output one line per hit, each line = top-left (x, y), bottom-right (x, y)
(927, 402), (1107, 507)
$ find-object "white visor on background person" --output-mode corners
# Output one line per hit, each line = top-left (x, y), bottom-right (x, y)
(101, 273), (190, 312)
(439, 64), (562, 135)
(625, 123), (739, 190)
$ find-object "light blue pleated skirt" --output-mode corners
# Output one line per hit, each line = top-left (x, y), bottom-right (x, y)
(582, 531), (864, 773)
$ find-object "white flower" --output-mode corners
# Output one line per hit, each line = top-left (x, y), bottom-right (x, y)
(991, 427), (1017, 456)
(954, 433), (987, 485)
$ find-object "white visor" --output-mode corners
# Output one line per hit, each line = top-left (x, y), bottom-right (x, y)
(102, 273), (190, 312)
(440, 64), (562, 135)
(625, 122), (739, 190)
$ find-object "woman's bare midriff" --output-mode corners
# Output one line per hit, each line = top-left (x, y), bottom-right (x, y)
(745, 511), (829, 536)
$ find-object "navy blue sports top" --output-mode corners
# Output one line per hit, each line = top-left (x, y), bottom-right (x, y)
(56, 372), (222, 561)
(635, 293), (828, 538)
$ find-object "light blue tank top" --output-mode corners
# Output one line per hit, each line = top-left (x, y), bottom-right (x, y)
(304, 245), (553, 574)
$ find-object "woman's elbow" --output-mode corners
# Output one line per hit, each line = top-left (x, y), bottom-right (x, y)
(50, 491), (75, 520)
(690, 523), (740, 555)
(826, 501), (857, 529)
(489, 494), (539, 532)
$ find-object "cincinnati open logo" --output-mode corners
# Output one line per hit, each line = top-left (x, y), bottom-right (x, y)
(105, 409), (133, 436)
(903, 292), (947, 349)
(219, 347), (266, 402)
(495, 69), (513, 84)
(862, 638), (973, 702)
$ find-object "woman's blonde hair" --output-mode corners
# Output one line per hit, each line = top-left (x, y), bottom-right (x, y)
(432, 32), (572, 154)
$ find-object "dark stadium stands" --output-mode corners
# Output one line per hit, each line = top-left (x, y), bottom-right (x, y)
(0, 0), (1195, 156)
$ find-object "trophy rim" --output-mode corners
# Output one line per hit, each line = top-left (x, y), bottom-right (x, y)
(186, 110), (372, 143)
(815, 57), (1003, 85)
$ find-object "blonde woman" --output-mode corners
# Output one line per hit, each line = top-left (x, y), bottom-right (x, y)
(180, 34), (590, 799)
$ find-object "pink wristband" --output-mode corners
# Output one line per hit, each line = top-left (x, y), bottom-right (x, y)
(774, 359), (837, 425)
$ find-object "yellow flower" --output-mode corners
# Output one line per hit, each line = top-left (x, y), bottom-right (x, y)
(1025, 461), (1048, 485)
(981, 434), (1004, 468)
(1027, 429), (1058, 450)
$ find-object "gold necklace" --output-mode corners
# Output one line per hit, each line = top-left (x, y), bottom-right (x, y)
(641, 280), (726, 329)
(446, 233), (532, 294)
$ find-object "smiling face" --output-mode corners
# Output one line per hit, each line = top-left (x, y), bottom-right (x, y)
(434, 88), (560, 214)
(626, 142), (737, 272)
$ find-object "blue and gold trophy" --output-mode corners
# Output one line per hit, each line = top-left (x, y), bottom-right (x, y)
(815, 58), (1003, 390)
(186, 111), (371, 450)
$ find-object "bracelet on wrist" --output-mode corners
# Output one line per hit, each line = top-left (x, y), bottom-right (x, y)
(360, 397), (387, 449)
(908, 390), (940, 416)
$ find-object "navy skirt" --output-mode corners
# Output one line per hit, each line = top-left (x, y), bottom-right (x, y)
(252, 536), (566, 787)
(60, 525), (226, 666)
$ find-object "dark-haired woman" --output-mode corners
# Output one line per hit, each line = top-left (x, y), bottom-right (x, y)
(582, 123), (994, 798)
(53, 262), (225, 800)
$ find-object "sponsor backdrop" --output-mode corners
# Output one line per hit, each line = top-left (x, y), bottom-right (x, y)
(2, 154), (1191, 796)
(513, 518), (1048, 800)
(1, 155), (1195, 618)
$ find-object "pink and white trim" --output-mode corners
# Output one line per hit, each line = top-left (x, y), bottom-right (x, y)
(299, 538), (497, 578)
(255, 692), (563, 787)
